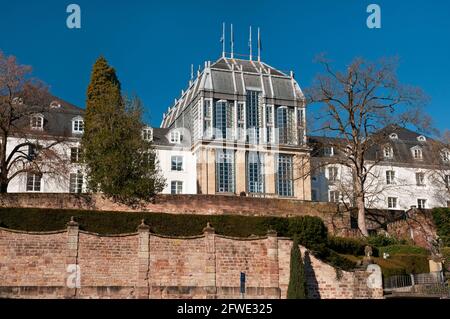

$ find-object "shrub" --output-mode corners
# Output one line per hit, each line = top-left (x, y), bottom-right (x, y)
(432, 208), (450, 246)
(287, 237), (307, 299)
(313, 246), (357, 271)
(367, 234), (405, 247)
(328, 236), (367, 256)
(377, 254), (429, 278)
(288, 216), (328, 249)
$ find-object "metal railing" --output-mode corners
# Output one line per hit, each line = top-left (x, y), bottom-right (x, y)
(384, 271), (449, 298)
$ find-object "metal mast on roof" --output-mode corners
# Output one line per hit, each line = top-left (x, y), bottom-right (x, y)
(249, 26), (253, 61)
(257, 27), (261, 62)
(221, 22), (226, 58)
(230, 24), (234, 59)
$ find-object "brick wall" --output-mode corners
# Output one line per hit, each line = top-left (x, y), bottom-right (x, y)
(0, 193), (351, 236)
(0, 221), (383, 299)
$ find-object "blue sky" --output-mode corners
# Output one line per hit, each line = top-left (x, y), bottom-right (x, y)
(1, 0), (449, 131)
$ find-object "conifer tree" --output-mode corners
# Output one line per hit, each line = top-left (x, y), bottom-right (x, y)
(82, 57), (165, 203)
(287, 236), (308, 299)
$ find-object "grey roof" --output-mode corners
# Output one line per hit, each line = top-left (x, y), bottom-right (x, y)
(151, 128), (171, 146)
(161, 56), (305, 128)
(309, 125), (449, 167)
(12, 95), (84, 139)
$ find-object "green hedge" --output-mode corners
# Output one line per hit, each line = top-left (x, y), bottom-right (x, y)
(377, 254), (430, 277)
(432, 208), (450, 246)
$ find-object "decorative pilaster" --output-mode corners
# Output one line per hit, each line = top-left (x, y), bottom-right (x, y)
(65, 216), (79, 298)
(137, 219), (150, 299)
(203, 222), (217, 298)
(267, 229), (280, 298)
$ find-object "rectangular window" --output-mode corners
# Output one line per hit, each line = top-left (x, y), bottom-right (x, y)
(417, 199), (427, 209)
(72, 120), (84, 133)
(213, 100), (234, 140)
(171, 181), (183, 194)
(142, 128), (153, 141)
(327, 167), (339, 182)
(413, 148), (423, 160)
(247, 152), (264, 194)
(246, 91), (260, 144)
(276, 107), (294, 145)
(30, 115), (43, 130)
(26, 173), (41, 192)
(386, 170), (395, 185)
(69, 172), (83, 193)
(70, 147), (81, 163)
(171, 156), (183, 171)
(276, 154), (293, 197)
(324, 147), (334, 157)
(170, 131), (181, 143)
(216, 150), (235, 193)
(329, 191), (341, 203)
(416, 172), (425, 186)
(384, 146), (393, 159)
(388, 197), (398, 209)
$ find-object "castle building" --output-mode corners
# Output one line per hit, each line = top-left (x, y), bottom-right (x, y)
(159, 56), (311, 199)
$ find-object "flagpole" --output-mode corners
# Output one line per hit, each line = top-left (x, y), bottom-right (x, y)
(231, 24), (234, 59)
(258, 27), (261, 62)
(222, 22), (226, 58)
(249, 26), (252, 61)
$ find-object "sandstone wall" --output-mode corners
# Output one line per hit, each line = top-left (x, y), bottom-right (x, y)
(0, 221), (383, 299)
(0, 193), (351, 236)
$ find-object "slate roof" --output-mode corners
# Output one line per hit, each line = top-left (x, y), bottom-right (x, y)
(309, 125), (449, 168)
(161, 56), (304, 128)
(11, 95), (85, 139)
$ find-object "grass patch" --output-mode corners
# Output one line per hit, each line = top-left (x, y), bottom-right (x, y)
(378, 245), (429, 257)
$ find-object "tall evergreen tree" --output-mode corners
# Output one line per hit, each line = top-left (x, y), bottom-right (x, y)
(287, 236), (308, 299)
(82, 57), (165, 203)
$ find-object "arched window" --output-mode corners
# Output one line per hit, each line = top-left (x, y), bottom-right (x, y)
(72, 116), (84, 134)
(30, 114), (44, 130)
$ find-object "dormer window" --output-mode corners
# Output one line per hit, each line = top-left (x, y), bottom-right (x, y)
(30, 114), (44, 130)
(170, 130), (181, 144)
(72, 117), (84, 134)
(441, 149), (450, 163)
(142, 127), (153, 141)
(411, 146), (423, 160)
(383, 145), (394, 159)
(389, 133), (398, 140)
(50, 101), (61, 109)
(324, 146), (334, 157)
(417, 135), (427, 142)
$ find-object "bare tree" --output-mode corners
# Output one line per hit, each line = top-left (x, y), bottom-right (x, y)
(0, 51), (69, 193)
(305, 56), (431, 236)
(427, 131), (450, 206)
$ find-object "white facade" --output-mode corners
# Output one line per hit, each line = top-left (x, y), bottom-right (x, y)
(155, 147), (197, 195)
(311, 128), (450, 210)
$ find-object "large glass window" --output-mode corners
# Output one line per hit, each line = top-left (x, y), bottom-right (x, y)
(276, 154), (293, 197)
(247, 152), (264, 194)
(216, 149), (235, 193)
(213, 100), (234, 140)
(276, 107), (294, 145)
(246, 91), (260, 144)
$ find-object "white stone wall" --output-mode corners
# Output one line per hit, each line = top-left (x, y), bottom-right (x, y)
(155, 147), (197, 194)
